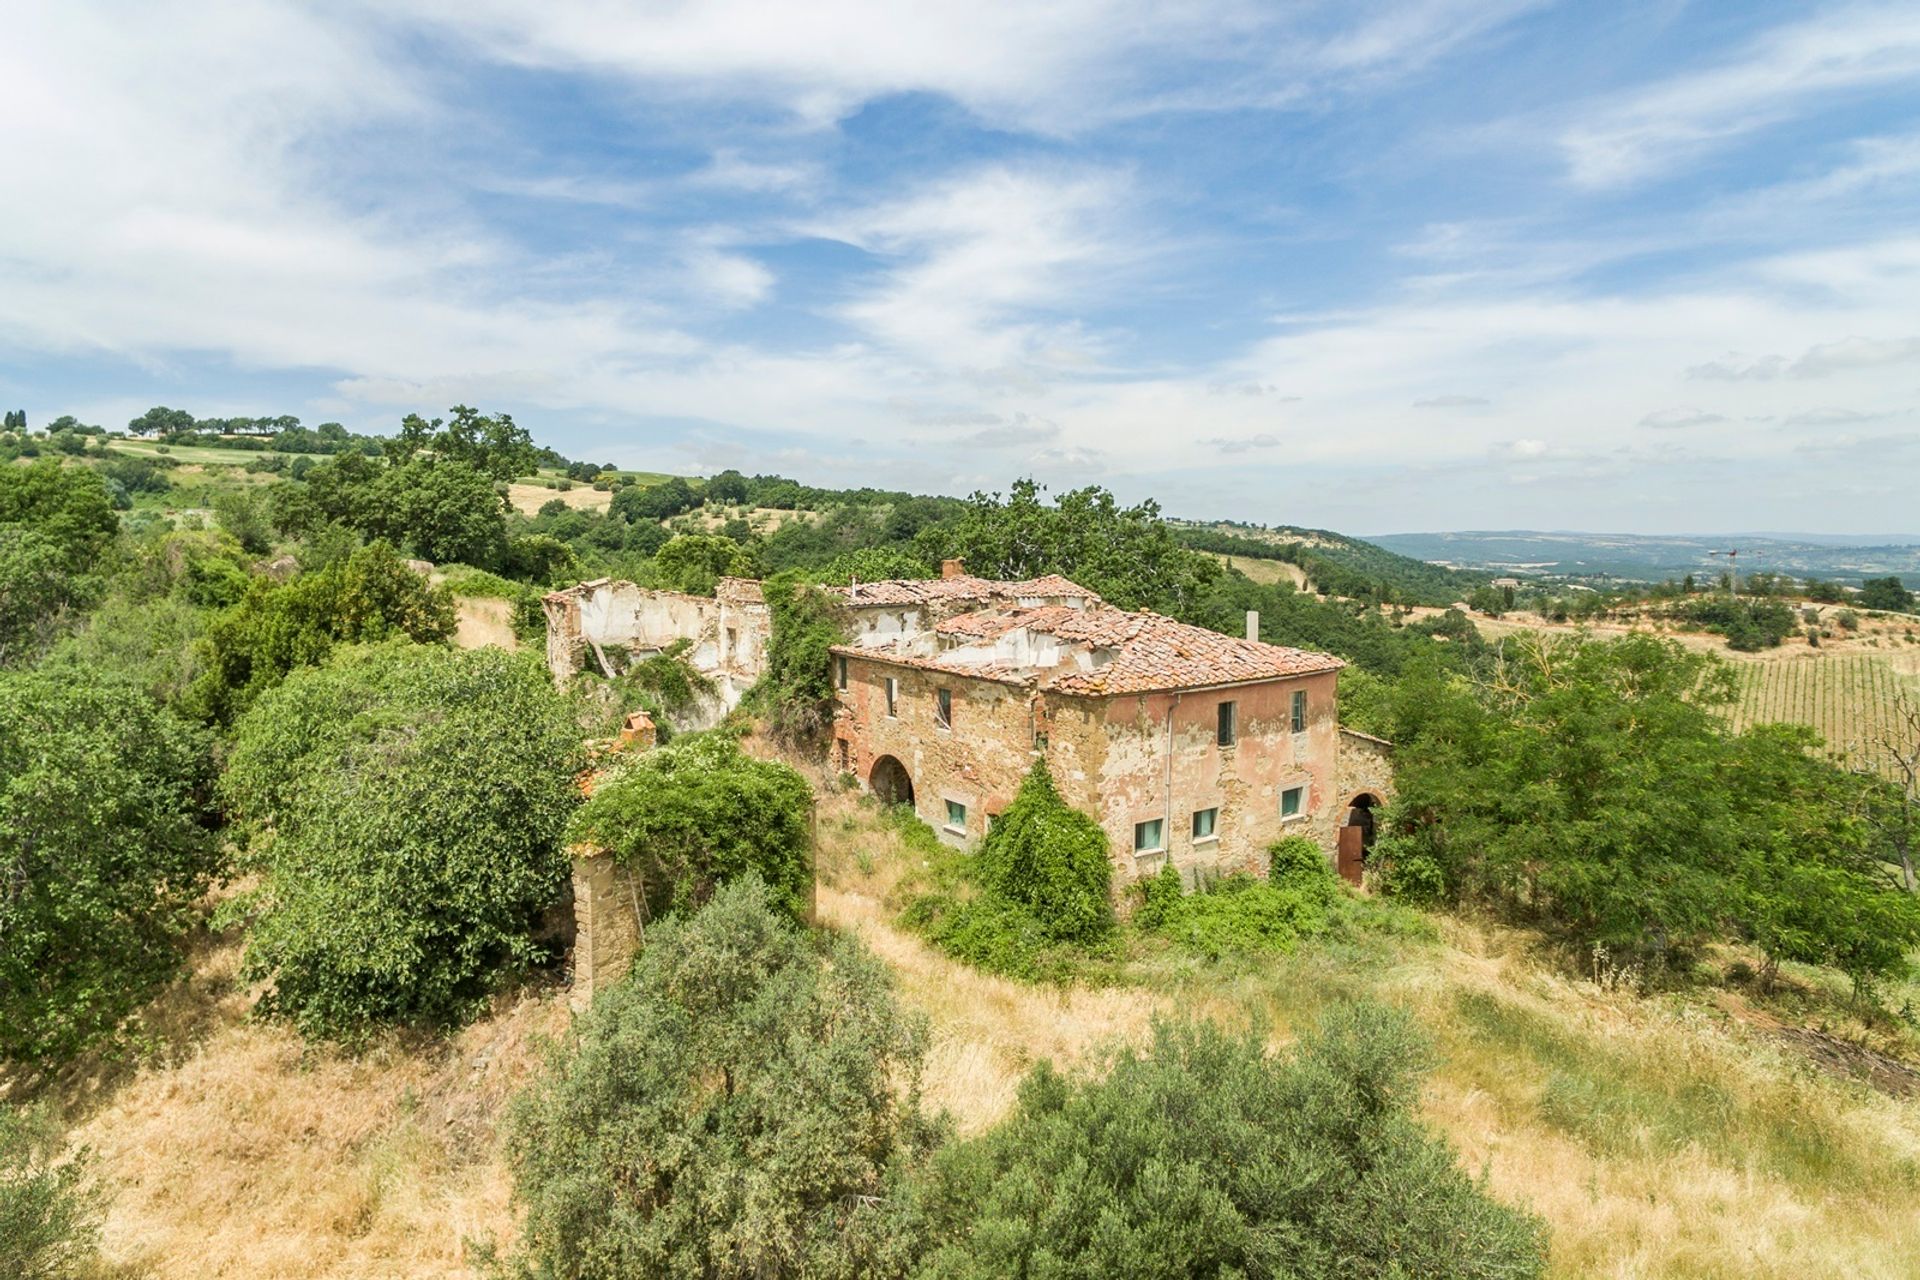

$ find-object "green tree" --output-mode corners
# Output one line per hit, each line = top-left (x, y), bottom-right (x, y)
(567, 734), (814, 923)
(652, 532), (753, 594)
(0, 1105), (103, 1280)
(222, 644), (584, 1040)
(1379, 633), (1920, 979)
(212, 488), (274, 555)
(909, 1004), (1546, 1279)
(498, 877), (938, 1280)
(1860, 576), (1914, 612)
(0, 668), (217, 1067)
(0, 530), (81, 667)
(610, 475), (698, 523)
(188, 540), (456, 724)
(387, 405), (538, 482)
(0, 459), (118, 572)
(975, 760), (1114, 945)
(929, 479), (1221, 611)
(367, 457), (510, 568)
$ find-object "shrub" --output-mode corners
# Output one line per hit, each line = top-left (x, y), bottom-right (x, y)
(498, 877), (939, 1280)
(907, 1004), (1548, 1279)
(566, 734), (814, 922)
(1134, 863), (1335, 961)
(1269, 833), (1333, 891)
(187, 540), (456, 724)
(0, 1105), (102, 1280)
(0, 668), (217, 1067)
(222, 644), (584, 1039)
(974, 760), (1113, 944)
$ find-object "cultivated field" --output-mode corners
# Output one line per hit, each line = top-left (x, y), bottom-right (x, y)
(1727, 654), (1918, 779)
(1209, 551), (1310, 589)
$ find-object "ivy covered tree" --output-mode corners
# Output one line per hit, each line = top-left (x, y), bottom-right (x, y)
(221, 643), (583, 1039)
(567, 734), (815, 922)
(756, 572), (847, 746)
(498, 876), (938, 1280)
(0, 668), (217, 1068)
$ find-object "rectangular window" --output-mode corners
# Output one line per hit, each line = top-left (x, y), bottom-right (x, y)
(1281, 786), (1304, 818)
(1133, 818), (1166, 853)
(885, 677), (898, 717)
(836, 655), (848, 689)
(1217, 700), (1237, 747)
(1290, 690), (1307, 733)
(936, 688), (952, 729)
(1191, 807), (1218, 841)
(945, 799), (967, 832)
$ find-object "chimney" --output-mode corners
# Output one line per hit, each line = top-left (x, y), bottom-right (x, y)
(941, 557), (965, 580)
(1245, 610), (1260, 643)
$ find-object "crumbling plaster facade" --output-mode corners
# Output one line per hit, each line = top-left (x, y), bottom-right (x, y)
(834, 657), (1347, 886)
(542, 576), (768, 723)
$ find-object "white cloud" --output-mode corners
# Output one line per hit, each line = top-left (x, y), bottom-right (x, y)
(1413, 394), (1490, 408)
(1560, 6), (1920, 187)
(1639, 407), (1726, 429)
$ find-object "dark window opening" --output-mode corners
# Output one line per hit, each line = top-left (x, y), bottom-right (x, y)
(1217, 700), (1237, 747)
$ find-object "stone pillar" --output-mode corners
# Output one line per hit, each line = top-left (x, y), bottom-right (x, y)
(569, 843), (640, 1010)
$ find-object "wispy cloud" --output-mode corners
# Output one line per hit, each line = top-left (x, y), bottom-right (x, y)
(1560, 5), (1920, 187)
(1639, 407), (1726, 429)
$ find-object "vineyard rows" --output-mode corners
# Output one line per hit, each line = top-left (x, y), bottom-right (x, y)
(1727, 654), (1917, 779)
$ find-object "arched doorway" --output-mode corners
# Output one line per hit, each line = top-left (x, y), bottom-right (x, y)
(870, 755), (914, 807)
(1335, 792), (1381, 887)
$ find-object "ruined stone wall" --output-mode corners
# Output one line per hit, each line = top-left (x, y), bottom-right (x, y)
(568, 844), (641, 1011)
(834, 657), (1046, 845)
(1088, 670), (1342, 887)
(543, 578), (771, 723)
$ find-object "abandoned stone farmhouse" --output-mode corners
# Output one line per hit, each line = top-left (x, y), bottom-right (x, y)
(543, 560), (1390, 890)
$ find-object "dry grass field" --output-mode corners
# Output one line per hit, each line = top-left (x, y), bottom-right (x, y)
(1208, 552), (1311, 590)
(504, 481), (612, 516)
(37, 790), (1920, 1279)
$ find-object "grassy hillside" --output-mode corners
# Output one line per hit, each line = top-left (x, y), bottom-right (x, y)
(1175, 519), (1491, 604)
(56, 788), (1920, 1280)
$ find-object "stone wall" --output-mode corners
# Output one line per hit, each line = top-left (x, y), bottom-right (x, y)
(568, 843), (642, 1011)
(542, 577), (770, 724)
(1333, 727), (1395, 835)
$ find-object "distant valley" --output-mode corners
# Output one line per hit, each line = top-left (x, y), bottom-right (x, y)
(1369, 530), (1920, 584)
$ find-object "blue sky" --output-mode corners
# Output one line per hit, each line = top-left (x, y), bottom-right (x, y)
(3, 1), (1919, 533)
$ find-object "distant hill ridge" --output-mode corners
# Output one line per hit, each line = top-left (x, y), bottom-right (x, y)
(1367, 530), (1920, 584)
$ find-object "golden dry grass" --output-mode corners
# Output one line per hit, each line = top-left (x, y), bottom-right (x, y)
(56, 927), (559, 1279)
(35, 786), (1920, 1279)
(452, 596), (520, 652)
(1207, 552), (1311, 590)
(504, 482), (611, 516)
(811, 791), (1920, 1278)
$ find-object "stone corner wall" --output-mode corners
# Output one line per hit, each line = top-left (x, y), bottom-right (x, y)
(568, 842), (640, 1011)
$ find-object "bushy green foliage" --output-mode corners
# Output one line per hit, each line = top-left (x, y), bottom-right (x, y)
(0, 460), (118, 572)
(386, 405), (537, 482)
(367, 457), (510, 568)
(0, 1105), (103, 1280)
(609, 474), (698, 522)
(906, 1004), (1548, 1279)
(498, 877), (938, 1280)
(1676, 595), (1796, 650)
(652, 532), (753, 594)
(1860, 575), (1914, 613)
(813, 546), (933, 585)
(927, 479), (1220, 612)
(755, 572), (848, 745)
(1269, 833), (1331, 887)
(566, 734), (814, 922)
(974, 761), (1114, 943)
(1382, 633), (1920, 979)
(0, 668), (217, 1066)
(222, 644), (584, 1040)
(188, 540), (456, 724)
(1133, 859), (1336, 961)
(904, 763), (1117, 981)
